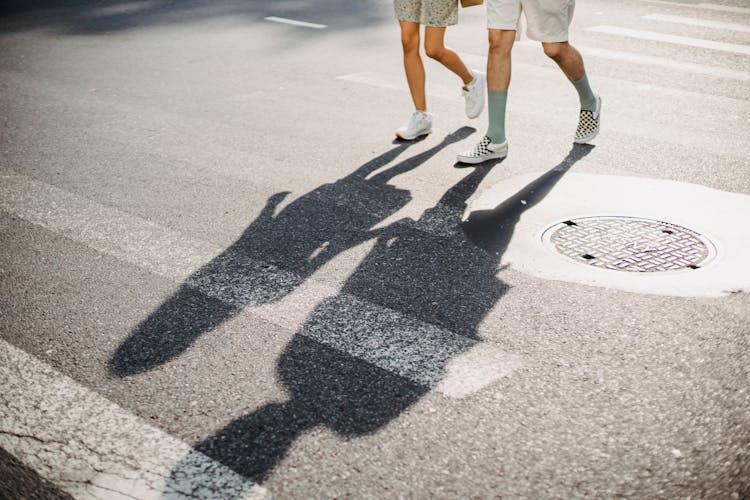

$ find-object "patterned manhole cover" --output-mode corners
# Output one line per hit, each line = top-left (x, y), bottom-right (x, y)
(541, 217), (716, 272)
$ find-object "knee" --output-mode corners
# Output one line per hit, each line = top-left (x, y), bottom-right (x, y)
(488, 31), (513, 57)
(424, 42), (444, 60)
(542, 42), (565, 61)
(401, 33), (420, 54)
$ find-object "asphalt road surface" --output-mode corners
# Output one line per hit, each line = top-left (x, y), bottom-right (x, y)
(1, 0), (749, 498)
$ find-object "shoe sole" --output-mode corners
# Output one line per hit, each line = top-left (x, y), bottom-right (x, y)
(456, 150), (507, 164)
(574, 129), (599, 144)
(395, 129), (432, 141)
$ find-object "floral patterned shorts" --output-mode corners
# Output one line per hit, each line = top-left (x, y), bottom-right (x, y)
(394, 0), (459, 27)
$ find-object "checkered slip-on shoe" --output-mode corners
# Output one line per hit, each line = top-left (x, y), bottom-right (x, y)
(456, 136), (508, 164)
(574, 95), (602, 144)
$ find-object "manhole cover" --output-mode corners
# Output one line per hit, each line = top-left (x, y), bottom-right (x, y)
(542, 217), (716, 272)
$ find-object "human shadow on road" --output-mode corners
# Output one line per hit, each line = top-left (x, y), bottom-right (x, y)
(166, 161), (499, 486)
(462, 143), (595, 254)
(109, 128), (474, 377)
(166, 144), (594, 486)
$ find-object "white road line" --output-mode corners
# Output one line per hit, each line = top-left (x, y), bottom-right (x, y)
(0, 174), (221, 283)
(641, 0), (750, 15)
(337, 71), (463, 102)
(587, 25), (750, 56)
(642, 13), (750, 33)
(299, 295), (523, 390)
(0, 340), (267, 500)
(337, 64), (750, 156)
(0, 172), (522, 397)
(516, 40), (750, 82)
(264, 16), (327, 29)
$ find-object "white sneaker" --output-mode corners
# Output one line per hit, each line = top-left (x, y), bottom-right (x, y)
(456, 136), (508, 164)
(395, 110), (433, 140)
(396, 110), (432, 141)
(574, 95), (602, 144)
(463, 69), (485, 119)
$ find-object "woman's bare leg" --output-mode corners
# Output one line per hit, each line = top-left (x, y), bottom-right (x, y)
(424, 26), (474, 86)
(400, 21), (427, 111)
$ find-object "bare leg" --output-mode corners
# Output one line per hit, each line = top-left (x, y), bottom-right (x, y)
(484, 29), (516, 143)
(542, 41), (597, 110)
(400, 21), (427, 111)
(424, 26), (474, 86)
(541, 41), (585, 81)
(487, 29), (515, 90)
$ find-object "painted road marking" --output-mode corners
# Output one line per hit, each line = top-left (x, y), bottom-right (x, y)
(516, 40), (750, 82)
(0, 340), (267, 499)
(587, 26), (750, 55)
(264, 16), (327, 29)
(641, 0), (750, 15)
(0, 172), (522, 397)
(642, 13), (750, 33)
(337, 65), (750, 154)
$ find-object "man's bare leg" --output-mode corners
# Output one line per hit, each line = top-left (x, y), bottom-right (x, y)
(486, 29), (516, 144)
(456, 29), (515, 163)
(541, 41), (597, 111)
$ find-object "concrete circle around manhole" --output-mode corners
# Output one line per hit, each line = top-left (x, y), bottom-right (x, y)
(464, 172), (750, 297)
(541, 216), (717, 273)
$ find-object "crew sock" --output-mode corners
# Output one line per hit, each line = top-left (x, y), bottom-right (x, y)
(572, 74), (597, 111)
(486, 90), (508, 144)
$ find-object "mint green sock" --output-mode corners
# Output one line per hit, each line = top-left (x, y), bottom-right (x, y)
(572, 74), (597, 111)
(486, 90), (508, 144)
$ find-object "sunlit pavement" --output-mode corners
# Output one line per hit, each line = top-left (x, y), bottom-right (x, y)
(1, 1), (749, 498)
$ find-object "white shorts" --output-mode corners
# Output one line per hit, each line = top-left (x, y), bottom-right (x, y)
(487, 0), (575, 42)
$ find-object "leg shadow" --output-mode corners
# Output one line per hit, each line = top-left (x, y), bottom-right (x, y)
(166, 145), (593, 489)
(462, 143), (595, 255)
(109, 128), (475, 377)
(167, 160), (500, 485)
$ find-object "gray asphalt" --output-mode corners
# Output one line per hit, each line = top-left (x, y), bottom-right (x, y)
(1, 0), (749, 498)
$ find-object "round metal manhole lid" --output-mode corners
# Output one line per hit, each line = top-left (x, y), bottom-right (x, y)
(541, 217), (717, 272)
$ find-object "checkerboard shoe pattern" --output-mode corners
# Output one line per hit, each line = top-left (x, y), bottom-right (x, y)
(574, 95), (602, 144)
(456, 136), (508, 164)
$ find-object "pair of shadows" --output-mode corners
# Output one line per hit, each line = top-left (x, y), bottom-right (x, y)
(161, 143), (594, 486)
(110, 127), (475, 377)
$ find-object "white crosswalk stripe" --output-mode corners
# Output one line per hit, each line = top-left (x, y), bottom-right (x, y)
(642, 13), (750, 33)
(641, 0), (750, 15)
(0, 171), (522, 397)
(338, 59), (750, 154)
(574, 5), (750, 97)
(264, 16), (327, 29)
(2, 2), (748, 496)
(0, 340), (267, 500)
(0, 168), (524, 494)
(587, 25), (750, 56)
(516, 40), (750, 82)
